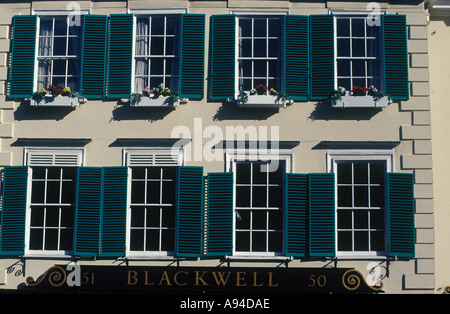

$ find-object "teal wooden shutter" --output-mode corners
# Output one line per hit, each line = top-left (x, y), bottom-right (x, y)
(107, 14), (133, 99)
(0, 166), (28, 255)
(285, 173), (308, 257)
(206, 172), (233, 256)
(210, 15), (235, 100)
(74, 167), (102, 256)
(383, 14), (409, 101)
(9, 15), (37, 98)
(284, 15), (309, 101)
(309, 173), (335, 257)
(387, 173), (415, 257)
(176, 166), (204, 257)
(101, 167), (128, 257)
(309, 15), (334, 100)
(180, 14), (205, 99)
(81, 15), (108, 99)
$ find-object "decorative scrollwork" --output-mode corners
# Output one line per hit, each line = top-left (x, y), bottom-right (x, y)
(342, 269), (383, 292)
(26, 266), (67, 287)
(445, 286), (450, 294)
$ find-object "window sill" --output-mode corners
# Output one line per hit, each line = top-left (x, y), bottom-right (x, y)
(128, 96), (188, 108)
(234, 94), (293, 109)
(29, 95), (84, 108)
(331, 95), (389, 109)
(225, 255), (294, 262)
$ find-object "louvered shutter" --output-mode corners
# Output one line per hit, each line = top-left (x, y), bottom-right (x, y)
(176, 166), (204, 257)
(309, 15), (334, 100)
(0, 166), (28, 255)
(81, 15), (108, 99)
(180, 14), (205, 99)
(309, 173), (335, 257)
(284, 15), (309, 101)
(206, 172), (233, 256)
(107, 14), (133, 99)
(285, 173), (308, 257)
(383, 14), (409, 101)
(74, 167), (102, 256)
(9, 15), (37, 98)
(387, 173), (415, 257)
(210, 15), (236, 100)
(101, 167), (128, 257)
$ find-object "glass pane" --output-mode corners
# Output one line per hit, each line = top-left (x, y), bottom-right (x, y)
(337, 59), (351, 77)
(269, 162), (284, 183)
(150, 58), (164, 76)
(60, 207), (74, 227)
(240, 39), (252, 57)
(371, 210), (385, 229)
(161, 229), (175, 251)
(236, 163), (251, 184)
(268, 19), (280, 37)
(146, 229), (159, 251)
(338, 186), (352, 207)
(30, 207), (45, 227)
(29, 229), (44, 250)
(252, 164), (267, 184)
(150, 77), (163, 89)
(38, 60), (51, 76)
(354, 231), (369, 251)
(268, 186), (282, 208)
(151, 16), (164, 35)
(240, 60), (252, 78)
(130, 229), (144, 251)
(367, 60), (380, 78)
(54, 17), (67, 36)
(53, 37), (67, 56)
(46, 207), (60, 227)
(166, 16), (179, 35)
(31, 181), (45, 203)
(136, 36), (149, 55)
(252, 186), (267, 207)
(253, 39), (267, 58)
(60, 229), (73, 250)
(136, 17), (149, 36)
(337, 18), (350, 37)
(67, 59), (80, 76)
(351, 18), (365, 37)
(366, 23), (380, 37)
(354, 163), (368, 184)
(354, 209), (368, 229)
(268, 231), (282, 252)
(337, 163), (352, 184)
(236, 231), (250, 251)
(367, 38), (379, 57)
(39, 18), (53, 36)
(268, 60), (279, 78)
(254, 60), (267, 78)
(239, 19), (252, 37)
(162, 181), (175, 204)
(252, 231), (266, 251)
(352, 39), (365, 57)
(67, 77), (80, 92)
(46, 181), (60, 203)
(68, 37), (81, 56)
(337, 38), (350, 57)
(147, 207), (160, 227)
(131, 181), (145, 204)
(268, 39), (278, 57)
(162, 207), (176, 228)
(254, 19), (267, 37)
(252, 210), (266, 229)
(53, 59), (66, 76)
(337, 210), (352, 229)
(338, 78), (351, 91)
(39, 37), (52, 56)
(370, 186), (385, 207)
(352, 60), (366, 77)
(338, 231), (352, 251)
(131, 207), (145, 227)
(165, 37), (175, 55)
(236, 186), (250, 207)
(44, 229), (58, 250)
(236, 210), (251, 229)
(354, 186), (369, 207)
(150, 37), (164, 55)
(61, 181), (75, 204)
(370, 231), (385, 251)
(370, 164), (385, 184)
(147, 181), (161, 204)
(268, 210), (283, 230)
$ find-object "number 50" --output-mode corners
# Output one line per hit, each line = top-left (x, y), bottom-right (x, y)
(308, 275), (327, 288)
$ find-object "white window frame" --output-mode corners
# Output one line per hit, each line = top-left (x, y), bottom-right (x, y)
(24, 147), (84, 257)
(226, 148), (292, 257)
(123, 147), (183, 258)
(32, 9), (89, 93)
(333, 11), (385, 93)
(130, 9), (187, 95)
(327, 149), (393, 258)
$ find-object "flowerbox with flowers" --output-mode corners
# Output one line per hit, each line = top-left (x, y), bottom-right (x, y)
(30, 85), (85, 108)
(235, 85), (293, 109)
(330, 86), (389, 108)
(129, 85), (188, 108)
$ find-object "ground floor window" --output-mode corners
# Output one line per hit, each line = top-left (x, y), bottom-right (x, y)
(234, 160), (285, 255)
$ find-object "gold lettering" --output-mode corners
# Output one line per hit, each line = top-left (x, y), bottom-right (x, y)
(159, 271), (172, 286)
(252, 272), (263, 287)
(268, 272), (279, 287)
(211, 271), (231, 286)
(195, 271), (209, 286)
(127, 271), (138, 286)
(144, 271), (155, 286)
(174, 271), (188, 286)
(236, 272), (246, 287)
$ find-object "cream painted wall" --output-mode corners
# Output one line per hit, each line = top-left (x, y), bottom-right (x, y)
(428, 15), (450, 294)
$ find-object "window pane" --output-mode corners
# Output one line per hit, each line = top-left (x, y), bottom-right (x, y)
(252, 210), (266, 229)
(371, 210), (385, 229)
(254, 19), (266, 37)
(337, 59), (351, 77)
(370, 186), (385, 207)
(236, 163), (251, 184)
(54, 17), (67, 36)
(150, 58), (164, 76)
(354, 186), (369, 207)
(147, 207), (160, 227)
(53, 59), (66, 76)
(268, 19), (280, 37)
(147, 180), (161, 204)
(166, 16), (179, 35)
(253, 39), (266, 58)
(162, 181), (175, 204)
(269, 186), (282, 208)
(370, 231), (385, 251)
(68, 37), (81, 56)
(337, 38), (350, 57)
(252, 186), (267, 207)
(151, 16), (164, 35)
(30, 207), (45, 227)
(236, 231), (250, 251)
(60, 229), (73, 250)
(337, 210), (352, 229)
(338, 231), (352, 251)
(268, 39), (278, 57)
(354, 163), (368, 184)
(252, 164), (267, 184)
(352, 60), (366, 77)
(354, 210), (368, 229)
(338, 186), (352, 207)
(252, 232), (266, 251)
(46, 181), (60, 203)
(236, 210), (250, 229)
(60, 207), (74, 227)
(146, 229), (160, 251)
(53, 37), (67, 56)
(268, 210), (283, 230)
(351, 18), (365, 37)
(236, 186), (250, 207)
(337, 18), (350, 37)
(29, 229), (44, 250)
(161, 229), (175, 251)
(131, 207), (145, 227)
(337, 163), (352, 184)
(239, 19), (252, 37)
(254, 60), (267, 78)
(351, 39), (365, 57)
(150, 37), (164, 55)
(162, 207), (176, 228)
(354, 231), (369, 251)
(130, 229), (144, 250)
(131, 181), (145, 203)
(44, 229), (58, 250)
(240, 39), (252, 57)
(31, 181), (45, 203)
(268, 231), (282, 252)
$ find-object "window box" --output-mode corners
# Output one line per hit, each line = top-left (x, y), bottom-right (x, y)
(236, 94), (293, 109)
(331, 95), (389, 109)
(129, 96), (188, 108)
(30, 94), (83, 108)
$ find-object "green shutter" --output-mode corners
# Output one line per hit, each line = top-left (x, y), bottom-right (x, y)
(180, 14), (205, 99)
(0, 166), (28, 255)
(387, 173), (415, 258)
(176, 166), (204, 257)
(107, 14), (133, 99)
(101, 167), (128, 257)
(81, 15), (108, 99)
(284, 15), (309, 101)
(9, 15), (37, 98)
(383, 14), (409, 101)
(206, 172), (233, 256)
(74, 167), (102, 256)
(210, 15), (236, 101)
(285, 173), (308, 257)
(309, 173), (335, 257)
(309, 15), (334, 100)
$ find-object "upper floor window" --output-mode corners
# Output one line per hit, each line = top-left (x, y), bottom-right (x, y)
(237, 16), (282, 94)
(335, 14), (382, 93)
(37, 15), (82, 92)
(134, 15), (180, 94)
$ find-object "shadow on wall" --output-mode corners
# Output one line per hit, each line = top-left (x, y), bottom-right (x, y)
(13, 101), (75, 121)
(110, 103), (176, 123)
(308, 100), (383, 121)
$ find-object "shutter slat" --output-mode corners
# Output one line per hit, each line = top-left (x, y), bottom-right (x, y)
(310, 15), (334, 100)
(9, 15), (37, 98)
(180, 14), (205, 99)
(387, 173), (415, 257)
(284, 15), (309, 101)
(107, 14), (133, 99)
(81, 15), (108, 99)
(309, 173), (335, 257)
(383, 15), (409, 101)
(206, 172), (233, 256)
(176, 166), (204, 257)
(0, 167), (28, 255)
(210, 15), (236, 100)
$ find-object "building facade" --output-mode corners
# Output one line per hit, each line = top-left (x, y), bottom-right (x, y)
(0, 0), (437, 294)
